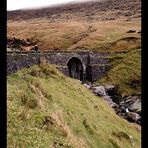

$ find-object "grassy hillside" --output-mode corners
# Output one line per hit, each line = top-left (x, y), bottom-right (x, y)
(7, 64), (141, 147)
(7, 19), (141, 51)
(98, 49), (141, 97)
(7, 0), (141, 51)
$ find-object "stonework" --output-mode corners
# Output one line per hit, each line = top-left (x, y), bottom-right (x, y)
(7, 51), (114, 81)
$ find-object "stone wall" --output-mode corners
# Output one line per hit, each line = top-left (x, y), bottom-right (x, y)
(7, 53), (40, 74)
(7, 51), (112, 81)
(85, 64), (112, 81)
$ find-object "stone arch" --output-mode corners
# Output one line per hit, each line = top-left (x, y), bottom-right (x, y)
(67, 57), (83, 81)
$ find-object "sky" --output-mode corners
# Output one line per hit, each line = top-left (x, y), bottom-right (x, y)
(7, 0), (91, 10)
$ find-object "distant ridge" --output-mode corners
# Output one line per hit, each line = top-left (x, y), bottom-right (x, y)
(7, 0), (141, 21)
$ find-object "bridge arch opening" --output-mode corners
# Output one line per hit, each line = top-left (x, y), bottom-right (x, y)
(67, 57), (83, 81)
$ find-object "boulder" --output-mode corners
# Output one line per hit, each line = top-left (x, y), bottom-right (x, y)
(127, 112), (141, 122)
(129, 99), (141, 113)
(92, 86), (107, 96)
(124, 95), (141, 114)
(126, 108), (141, 122)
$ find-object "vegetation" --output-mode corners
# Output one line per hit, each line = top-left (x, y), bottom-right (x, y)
(7, 64), (141, 147)
(7, 19), (141, 51)
(98, 49), (141, 97)
(7, 0), (141, 51)
(7, 0), (141, 147)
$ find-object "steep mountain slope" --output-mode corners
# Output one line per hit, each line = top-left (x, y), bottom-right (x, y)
(7, 64), (141, 147)
(7, 0), (141, 51)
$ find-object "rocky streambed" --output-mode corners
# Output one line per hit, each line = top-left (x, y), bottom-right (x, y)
(82, 82), (141, 125)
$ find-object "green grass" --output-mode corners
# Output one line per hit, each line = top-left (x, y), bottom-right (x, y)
(7, 64), (141, 147)
(98, 49), (141, 96)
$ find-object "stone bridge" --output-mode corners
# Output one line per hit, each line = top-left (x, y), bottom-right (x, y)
(7, 51), (114, 81)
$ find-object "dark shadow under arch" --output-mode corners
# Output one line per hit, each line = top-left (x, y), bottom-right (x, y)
(67, 57), (83, 81)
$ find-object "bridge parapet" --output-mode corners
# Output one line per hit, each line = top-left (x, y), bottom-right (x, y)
(7, 51), (115, 81)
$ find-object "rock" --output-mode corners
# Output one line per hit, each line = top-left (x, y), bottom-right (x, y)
(105, 84), (116, 91)
(102, 95), (116, 107)
(126, 108), (141, 122)
(114, 108), (122, 114)
(120, 106), (126, 112)
(125, 99), (132, 103)
(40, 57), (48, 65)
(112, 103), (119, 108)
(103, 95), (111, 100)
(124, 95), (139, 104)
(118, 112), (127, 118)
(124, 95), (141, 114)
(92, 86), (107, 96)
(83, 83), (91, 89)
(119, 101), (125, 105)
(129, 99), (141, 113)
(7, 47), (12, 52)
(106, 86), (122, 104)
(83, 82), (142, 125)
